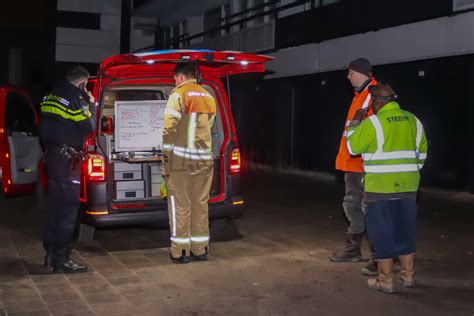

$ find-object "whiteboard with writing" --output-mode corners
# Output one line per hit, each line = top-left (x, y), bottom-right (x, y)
(114, 100), (167, 152)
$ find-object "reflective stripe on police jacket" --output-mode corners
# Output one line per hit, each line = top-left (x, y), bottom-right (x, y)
(41, 94), (92, 122)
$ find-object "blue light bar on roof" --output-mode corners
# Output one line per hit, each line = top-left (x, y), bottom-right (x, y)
(134, 49), (216, 57)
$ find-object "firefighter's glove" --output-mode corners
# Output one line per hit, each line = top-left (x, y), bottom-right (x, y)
(160, 181), (168, 199)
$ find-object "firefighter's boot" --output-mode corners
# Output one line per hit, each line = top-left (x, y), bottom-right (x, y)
(191, 247), (208, 262)
(367, 258), (395, 294)
(329, 233), (366, 262)
(399, 253), (415, 288)
(171, 249), (191, 264)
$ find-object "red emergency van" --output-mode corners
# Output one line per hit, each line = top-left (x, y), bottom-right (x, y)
(77, 49), (272, 240)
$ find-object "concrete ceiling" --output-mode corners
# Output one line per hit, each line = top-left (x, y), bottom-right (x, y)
(133, 0), (230, 25)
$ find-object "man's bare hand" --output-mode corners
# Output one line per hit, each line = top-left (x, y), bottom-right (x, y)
(87, 91), (95, 104)
(353, 108), (368, 122)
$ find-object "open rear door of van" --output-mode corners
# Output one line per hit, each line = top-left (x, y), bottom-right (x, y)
(97, 49), (273, 85)
(0, 87), (42, 196)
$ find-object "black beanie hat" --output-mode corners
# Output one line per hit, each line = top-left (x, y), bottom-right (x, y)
(347, 58), (372, 77)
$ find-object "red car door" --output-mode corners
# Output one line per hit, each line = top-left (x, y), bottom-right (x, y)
(0, 87), (42, 196)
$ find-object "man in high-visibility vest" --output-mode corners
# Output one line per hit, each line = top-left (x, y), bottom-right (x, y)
(39, 66), (95, 273)
(162, 62), (216, 264)
(347, 83), (428, 293)
(330, 58), (378, 274)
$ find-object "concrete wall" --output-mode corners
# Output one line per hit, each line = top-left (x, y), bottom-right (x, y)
(266, 10), (474, 78)
(56, 0), (122, 63)
(130, 16), (157, 52)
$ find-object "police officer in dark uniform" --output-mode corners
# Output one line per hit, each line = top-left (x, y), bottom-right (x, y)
(39, 66), (96, 273)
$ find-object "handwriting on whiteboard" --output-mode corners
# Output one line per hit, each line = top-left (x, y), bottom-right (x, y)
(114, 100), (167, 152)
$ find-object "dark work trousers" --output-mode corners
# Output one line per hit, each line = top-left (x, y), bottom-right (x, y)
(364, 198), (417, 260)
(343, 172), (365, 234)
(43, 147), (81, 253)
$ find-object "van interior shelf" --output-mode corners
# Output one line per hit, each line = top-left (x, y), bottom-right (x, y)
(114, 151), (163, 163)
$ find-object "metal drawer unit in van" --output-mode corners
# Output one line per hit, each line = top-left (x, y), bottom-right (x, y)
(114, 162), (144, 200)
(114, 162), (142, 181)
(115, 180), (145, 200)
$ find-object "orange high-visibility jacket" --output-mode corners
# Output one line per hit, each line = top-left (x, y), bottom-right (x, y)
(335, 78), (377, 173)
(162, 79), (216, 170)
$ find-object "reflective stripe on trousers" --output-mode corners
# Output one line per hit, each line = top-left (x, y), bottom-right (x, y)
(166, 166), (213, 258)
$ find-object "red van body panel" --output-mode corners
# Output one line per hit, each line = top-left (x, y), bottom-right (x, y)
(0, 87), (39, 196)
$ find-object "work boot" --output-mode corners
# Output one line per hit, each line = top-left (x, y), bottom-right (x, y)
(367, 258), (395, 294)
(191, 247), (208, 262)
(399, 253), (415, 288)
(361, 255), (378, 276)
(329, 233), (367, 262)
(170, 249), (191, 264)
(53, 249), (88, 274)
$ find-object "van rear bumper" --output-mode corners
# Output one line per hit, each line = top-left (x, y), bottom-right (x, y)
(81, 201), (244, 228)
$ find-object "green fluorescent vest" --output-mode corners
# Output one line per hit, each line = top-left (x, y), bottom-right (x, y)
(346, 102), (428, 193)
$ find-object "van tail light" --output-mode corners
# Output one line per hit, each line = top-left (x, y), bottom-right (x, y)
(229, 148), (241, 174)
(84, 153), (106, 181)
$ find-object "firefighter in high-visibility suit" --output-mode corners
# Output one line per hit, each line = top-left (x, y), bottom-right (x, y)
(162, 62), (216, 264)
(347, 84), (428, 293)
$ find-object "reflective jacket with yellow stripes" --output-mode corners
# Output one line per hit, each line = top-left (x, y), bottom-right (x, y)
(39, 81), (96, 149)
(346, 102), (428, 193)
(162, 79), (216, 171)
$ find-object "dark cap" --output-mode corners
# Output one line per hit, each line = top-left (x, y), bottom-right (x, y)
(347, 58), (372, 77)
